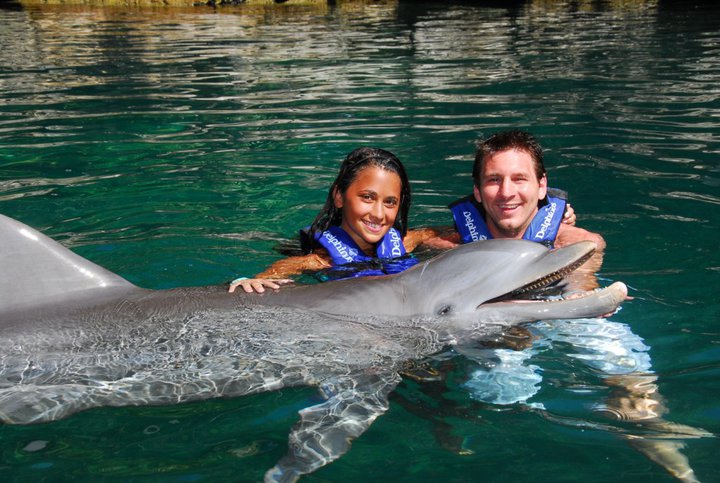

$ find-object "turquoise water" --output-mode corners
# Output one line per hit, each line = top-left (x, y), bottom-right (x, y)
(1, 1), (719, 481)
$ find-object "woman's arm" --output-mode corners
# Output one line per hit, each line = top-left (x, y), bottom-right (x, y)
(255, 252), (332, 278)
(404, 227), (460, 251)
(229, 252), (332, 293)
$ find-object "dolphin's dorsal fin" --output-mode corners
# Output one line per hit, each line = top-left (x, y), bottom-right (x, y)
(0, 214), (135, 313)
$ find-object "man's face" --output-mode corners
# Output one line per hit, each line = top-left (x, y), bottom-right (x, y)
(473, 148), (547, 239)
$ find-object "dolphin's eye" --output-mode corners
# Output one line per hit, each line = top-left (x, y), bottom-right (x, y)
(437, 305), (452, 316)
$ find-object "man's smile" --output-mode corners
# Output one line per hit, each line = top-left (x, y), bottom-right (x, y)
(497, 202), (522, 212)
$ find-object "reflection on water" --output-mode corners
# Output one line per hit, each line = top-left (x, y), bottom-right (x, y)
(0, 1), (718, 482)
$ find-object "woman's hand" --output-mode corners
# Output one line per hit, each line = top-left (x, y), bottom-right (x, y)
(563, 203), (577, 225)
(228, 278), (294, 294)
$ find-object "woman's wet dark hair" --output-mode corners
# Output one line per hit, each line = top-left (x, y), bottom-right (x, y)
(305, 147), (411, 252)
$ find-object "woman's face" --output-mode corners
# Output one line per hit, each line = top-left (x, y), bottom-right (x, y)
(334, 166), (402, 255)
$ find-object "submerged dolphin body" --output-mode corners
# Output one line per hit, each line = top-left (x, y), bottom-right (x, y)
(0, 214), (627, 482)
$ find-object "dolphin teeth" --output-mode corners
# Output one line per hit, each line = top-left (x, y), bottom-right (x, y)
(512, 249), (594, 296)
(486, 248), (595, 303)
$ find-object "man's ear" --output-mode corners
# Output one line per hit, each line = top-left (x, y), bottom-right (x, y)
(473, 184), (483, 204)
(538, 174), (548, 200)
(333, 187), (343, 208)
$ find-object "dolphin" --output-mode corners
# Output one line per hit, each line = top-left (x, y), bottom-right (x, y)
(0, 213), (627, 482)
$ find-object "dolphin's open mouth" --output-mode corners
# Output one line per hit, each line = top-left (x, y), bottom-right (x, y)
(484, 247), (595, 304)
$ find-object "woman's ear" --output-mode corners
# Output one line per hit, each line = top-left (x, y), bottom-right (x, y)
(333, 187), (343, 208)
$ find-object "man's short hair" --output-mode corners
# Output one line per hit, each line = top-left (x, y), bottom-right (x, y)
(472, 130), (547, 186)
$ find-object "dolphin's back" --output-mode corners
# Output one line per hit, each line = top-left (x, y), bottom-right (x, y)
(0, 214), (136, 315)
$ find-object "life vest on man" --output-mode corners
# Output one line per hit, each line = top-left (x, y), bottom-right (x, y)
(449, 192), (567, 248)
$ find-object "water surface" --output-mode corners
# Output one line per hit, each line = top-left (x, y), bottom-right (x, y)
(0, 1), (718, 481)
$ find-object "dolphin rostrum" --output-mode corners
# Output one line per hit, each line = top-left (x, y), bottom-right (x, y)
(0, 213), (627, 482)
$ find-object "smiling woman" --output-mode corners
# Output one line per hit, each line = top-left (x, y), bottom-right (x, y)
(228, 147), (436, 293)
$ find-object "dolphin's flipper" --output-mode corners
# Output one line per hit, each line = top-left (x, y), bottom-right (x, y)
(265, 369), (402, 483)
(0, 214), (135, 313)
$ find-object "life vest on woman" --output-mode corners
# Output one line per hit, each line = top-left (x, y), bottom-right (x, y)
(300, 225), (418, 280)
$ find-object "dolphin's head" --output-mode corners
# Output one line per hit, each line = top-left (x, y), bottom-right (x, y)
(397, 239), (625, 323)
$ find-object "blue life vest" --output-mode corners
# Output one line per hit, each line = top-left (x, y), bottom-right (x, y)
(302, 225), (418, 280)
(449, 194), (566, 248)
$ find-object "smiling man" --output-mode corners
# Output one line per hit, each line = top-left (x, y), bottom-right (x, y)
(445, 129), (605, 250)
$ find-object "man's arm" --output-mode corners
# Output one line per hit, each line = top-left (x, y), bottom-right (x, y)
(555, 224), (606, 291)
(555, 223), (605, 250)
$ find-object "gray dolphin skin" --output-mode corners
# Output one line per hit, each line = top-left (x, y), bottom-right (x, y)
(0, 213), (627, 482)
